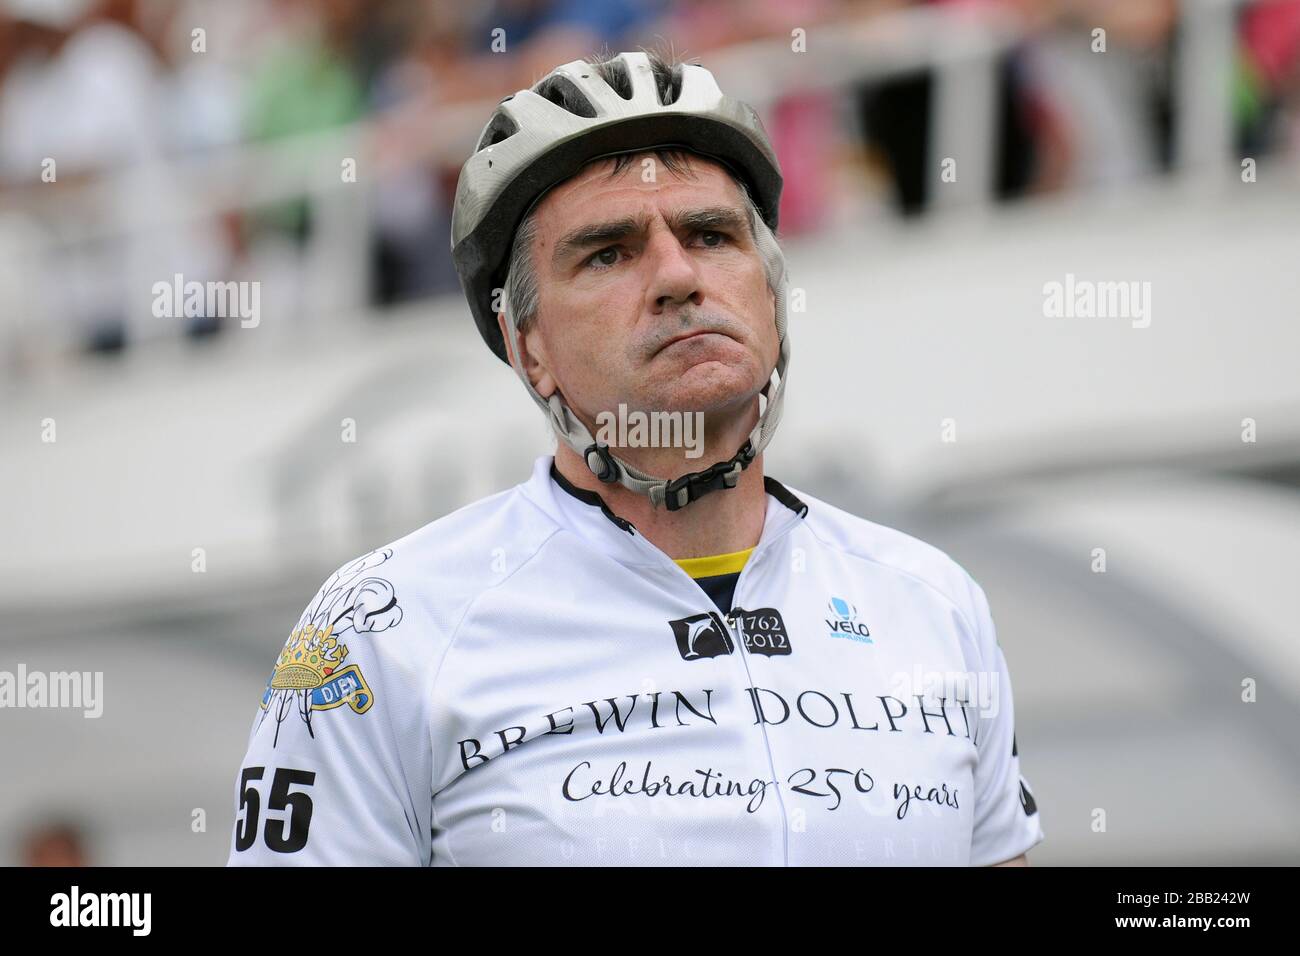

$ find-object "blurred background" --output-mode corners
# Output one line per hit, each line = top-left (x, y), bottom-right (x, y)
(1, 0), (1298, 865)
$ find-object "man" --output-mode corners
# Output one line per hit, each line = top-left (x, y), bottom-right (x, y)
(228, 49), (1044, 866)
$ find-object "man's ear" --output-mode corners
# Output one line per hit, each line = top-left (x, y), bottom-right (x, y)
(496, 311), (557, 398)
(496, 310), (518, 370)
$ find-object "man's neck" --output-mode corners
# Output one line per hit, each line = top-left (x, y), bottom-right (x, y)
(552, 441), (768, 561)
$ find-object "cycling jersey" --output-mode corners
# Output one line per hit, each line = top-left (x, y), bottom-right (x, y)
(227, 454), (1044, 866)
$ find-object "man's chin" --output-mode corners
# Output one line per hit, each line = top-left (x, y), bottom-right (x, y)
(642, 363), (761, 416)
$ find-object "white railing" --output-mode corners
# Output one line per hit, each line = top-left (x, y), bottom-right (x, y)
(0, 0), (1253, 362)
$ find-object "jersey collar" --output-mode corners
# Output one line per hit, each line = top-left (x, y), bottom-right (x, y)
(519, 454), (808, 569)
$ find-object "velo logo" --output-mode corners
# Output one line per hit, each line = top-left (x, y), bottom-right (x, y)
(825, 597), (872, 644)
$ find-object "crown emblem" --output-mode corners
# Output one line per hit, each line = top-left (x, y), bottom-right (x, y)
(270, 624), (347, 690)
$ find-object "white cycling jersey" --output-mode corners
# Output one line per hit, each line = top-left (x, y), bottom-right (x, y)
(227, 454), (1044, 866)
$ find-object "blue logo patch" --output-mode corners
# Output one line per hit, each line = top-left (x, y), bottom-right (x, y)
(826, 597), (873, 644)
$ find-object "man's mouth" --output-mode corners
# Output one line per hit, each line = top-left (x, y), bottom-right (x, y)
(659, 329), (728, 352)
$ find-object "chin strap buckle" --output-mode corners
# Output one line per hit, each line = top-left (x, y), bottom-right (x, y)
(584, 442), (621, 483)
(663, 440), (756, 512)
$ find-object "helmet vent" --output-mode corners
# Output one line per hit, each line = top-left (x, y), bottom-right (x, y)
(476, 112), (519, 152)
(598, 57), (634, 101)
(534, 75), (598, 117)
(656, 62), (684, 106)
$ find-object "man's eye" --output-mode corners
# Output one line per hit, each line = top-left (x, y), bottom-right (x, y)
(587, 247), (621, 269)
(699, 231), (728, 247)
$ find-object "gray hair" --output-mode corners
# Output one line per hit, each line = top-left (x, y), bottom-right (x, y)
(502, 149), (773, 340)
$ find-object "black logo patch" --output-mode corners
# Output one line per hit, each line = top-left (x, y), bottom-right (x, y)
(1019, 780), (1038, 816)
(730, 607), (792, 657)
(670, 612), (735, 661)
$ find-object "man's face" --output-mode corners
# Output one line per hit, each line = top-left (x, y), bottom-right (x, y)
(512, 152), (778, 428)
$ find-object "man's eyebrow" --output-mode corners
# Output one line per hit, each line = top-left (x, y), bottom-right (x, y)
(551, 205), (750, 267)
(552, 215), (648, 267)
(673, 205), (749, 236)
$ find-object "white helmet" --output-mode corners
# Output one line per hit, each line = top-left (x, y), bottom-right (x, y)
(451, 50), (791, 511)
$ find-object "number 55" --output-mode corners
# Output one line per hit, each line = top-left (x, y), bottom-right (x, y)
(234, 766), (316, 853)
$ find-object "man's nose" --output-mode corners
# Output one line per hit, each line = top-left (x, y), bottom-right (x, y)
(644, 230), (703, 312)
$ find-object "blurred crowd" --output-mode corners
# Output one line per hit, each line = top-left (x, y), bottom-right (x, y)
(1, 0), (1299, 358)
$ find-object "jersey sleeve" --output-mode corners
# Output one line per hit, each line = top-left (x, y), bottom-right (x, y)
(966, 579), (1045, 866)
(226, 550), (432, 866)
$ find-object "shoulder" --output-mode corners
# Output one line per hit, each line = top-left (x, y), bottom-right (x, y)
(368, 481), (561, 601)
(785, 483), (993, 640)
(245, 483), (566, 762)
(287, 482), (564, 678)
